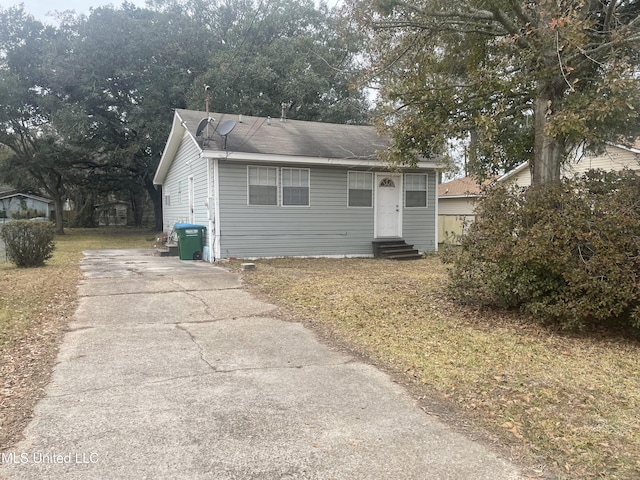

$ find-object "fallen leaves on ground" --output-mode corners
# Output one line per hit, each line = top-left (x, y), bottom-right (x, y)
(236, 257), (640, 480)
(0, 228), (154, 450)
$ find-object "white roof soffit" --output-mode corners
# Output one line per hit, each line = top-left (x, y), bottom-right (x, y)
(497, 162), (528, 183)
(200, 150), (438, 169)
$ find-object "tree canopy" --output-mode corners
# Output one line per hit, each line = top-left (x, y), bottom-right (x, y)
(0, 0), (370, 232)
(346, 0), (640, 182)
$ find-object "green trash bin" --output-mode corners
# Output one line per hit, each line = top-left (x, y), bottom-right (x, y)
(174, 223), (206, 260)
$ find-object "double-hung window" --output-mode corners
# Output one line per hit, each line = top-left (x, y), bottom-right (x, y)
(348, 171), (373, 207)
(405, 173), (428, 207)
(248, 166), (278, 206)
(282, 168), (310, 206)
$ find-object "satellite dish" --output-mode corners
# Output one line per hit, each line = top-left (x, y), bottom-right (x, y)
(196, 117), (214, 137)
(218, 120), (236, 137)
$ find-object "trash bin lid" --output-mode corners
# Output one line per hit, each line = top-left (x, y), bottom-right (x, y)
(174, 223), (206, 229)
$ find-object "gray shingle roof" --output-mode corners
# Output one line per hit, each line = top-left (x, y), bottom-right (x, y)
(176, 109), (388, 160)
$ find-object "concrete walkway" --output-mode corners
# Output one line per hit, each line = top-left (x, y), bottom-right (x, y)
(0, 250), (522, 479)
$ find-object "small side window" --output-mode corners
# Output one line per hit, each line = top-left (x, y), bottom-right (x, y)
(348, 171), (373, 207)
(248, 166), (278, 206)
(282, 168), (310, 206)
(405, 174), (428, 207)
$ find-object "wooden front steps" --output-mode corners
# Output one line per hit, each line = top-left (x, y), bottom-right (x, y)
(372, 238), (422, 261)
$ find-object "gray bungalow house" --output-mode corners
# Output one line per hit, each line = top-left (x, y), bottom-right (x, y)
(0, 187), (54, 222)
(153, 109), (438, 261)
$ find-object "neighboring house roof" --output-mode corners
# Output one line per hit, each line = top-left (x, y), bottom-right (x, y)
(154, 109), (437, 185)
(0, 192), (53, 204)
(619, 141), (640, 154)
(438, 176), (490, 199)
(497, 162), (529, 184)
(0, 185), (16, 196)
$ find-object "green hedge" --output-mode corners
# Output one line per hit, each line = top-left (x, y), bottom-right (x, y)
(0, 220), (56, 268)
(10, 208), (47, 220)
(442, 170), (640, 330)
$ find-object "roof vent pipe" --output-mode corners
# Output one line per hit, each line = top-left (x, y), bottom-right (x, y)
(281, 102), (287, 122)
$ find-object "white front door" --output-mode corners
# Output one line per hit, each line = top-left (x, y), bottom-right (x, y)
(375, 173), (402, 238)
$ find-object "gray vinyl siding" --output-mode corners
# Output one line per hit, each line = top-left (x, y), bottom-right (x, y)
(403, 171), (437, 253)
(162, 132), (209, 245)
(218, 162), (372, 258)
(216, 162), (437, 258)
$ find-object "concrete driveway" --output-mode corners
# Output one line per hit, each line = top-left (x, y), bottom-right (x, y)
(0, 249), (522, 479)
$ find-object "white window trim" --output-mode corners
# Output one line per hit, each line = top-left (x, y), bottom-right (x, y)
(404, 173), (429, 208)
(281, 167), (311, 207)
(347, 171), (374, 208)
(247, 165), (279, 207)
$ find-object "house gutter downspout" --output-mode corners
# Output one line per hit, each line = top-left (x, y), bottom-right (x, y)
(206, 158), (214, 263)
(212, 158), (221, 261)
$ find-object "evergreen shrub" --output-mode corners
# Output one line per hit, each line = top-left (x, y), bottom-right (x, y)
(441, 170), (640, 330)
(0, 220), (56, 268)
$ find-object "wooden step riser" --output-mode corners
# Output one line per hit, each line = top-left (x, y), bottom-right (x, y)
(372, 239), (421, 260)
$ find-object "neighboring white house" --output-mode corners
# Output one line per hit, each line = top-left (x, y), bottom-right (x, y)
(154, 109), (439, 261)
(0, 188), (54, 222)
(495, 162), (532, 187)
(437, 142), (640, 244)
(437, 176), (488, 244)
(499, 142), (640, 186)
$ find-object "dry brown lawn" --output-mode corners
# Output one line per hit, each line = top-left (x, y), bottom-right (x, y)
(2, 235), (638, 479)
(0, 228), (155, 451)
(236, 256), (640, 480)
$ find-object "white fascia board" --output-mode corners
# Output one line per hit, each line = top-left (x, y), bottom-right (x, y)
(438, 194), (482, 199)
(609, 142), (640, 155)
(153, 111), (203, 185)
(497, 162), (528, 183)
(200, 150), (438, 169)
(0, 192), (53, 203)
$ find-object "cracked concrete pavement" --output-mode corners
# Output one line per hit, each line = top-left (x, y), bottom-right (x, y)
(0, 249), (522, 479)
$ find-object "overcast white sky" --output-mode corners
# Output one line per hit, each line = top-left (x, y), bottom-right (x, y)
(3, 0), (146, 23)
(4, 0), (340, 23)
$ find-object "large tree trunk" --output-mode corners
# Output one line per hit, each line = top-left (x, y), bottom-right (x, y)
(532, 83), (564, 185)
(129, 191), (144, 227)
(39, 170), (65, 234)
(73, 193), (97, 228)
(144, 177), (163, 232)
(52, 194), (65, 235)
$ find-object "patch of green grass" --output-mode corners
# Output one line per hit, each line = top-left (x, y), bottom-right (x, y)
(238, 257), (640, 480)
